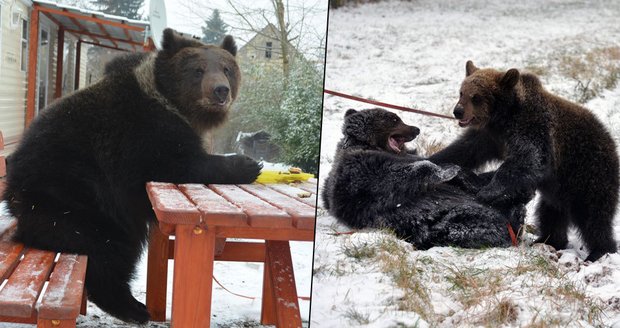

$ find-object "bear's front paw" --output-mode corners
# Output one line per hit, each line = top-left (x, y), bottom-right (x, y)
(475, 184), (507, 205)
(410, 161), (460, 185)
(227, 155), (262, 184)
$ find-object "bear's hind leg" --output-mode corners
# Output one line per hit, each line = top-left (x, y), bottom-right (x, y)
(571, 200), (617, 262)
(534, 200), (569, 250)
(85, 241), (150, 323)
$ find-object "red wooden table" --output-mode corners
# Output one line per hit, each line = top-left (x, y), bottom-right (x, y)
(145, 181), (317, 327)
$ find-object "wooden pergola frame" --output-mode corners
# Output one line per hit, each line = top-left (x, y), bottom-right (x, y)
(25, 3), (152, 127)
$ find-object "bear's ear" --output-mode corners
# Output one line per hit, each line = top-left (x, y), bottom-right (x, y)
(345, 109), (358, 117)
(161, 28), (199, 54)
(162, 28), (180, 52)
(221, 35), (237, 56)
(500, 68), (520, 89)
(465, 60), (478, 76)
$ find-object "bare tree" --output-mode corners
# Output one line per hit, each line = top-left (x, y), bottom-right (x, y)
(182, 0), (326, 80)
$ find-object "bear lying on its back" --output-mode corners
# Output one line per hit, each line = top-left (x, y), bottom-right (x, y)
(3, 29), (261, 323)
(323, 108), (524, 249)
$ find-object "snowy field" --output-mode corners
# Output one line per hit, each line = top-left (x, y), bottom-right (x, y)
(0, 169), (313, 327)
(313, 0), (620, 327)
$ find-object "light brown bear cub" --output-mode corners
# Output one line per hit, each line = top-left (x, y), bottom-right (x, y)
(430, 60), (619, 262)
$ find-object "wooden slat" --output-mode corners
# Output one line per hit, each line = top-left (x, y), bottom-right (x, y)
(265, 241), (302, 327)
(215, 226), (314, 241)
(146, 225), (169, 322)
(37, 318), (76, 327)
(179, 184), (247, 227)
(39, 254), (87, 320)
(215, 242), (265, 262)
(146, 182), (200, 225)
(210, 185), (292, 228)
(295, 181), (318, 193)
(171, 225), (215, 327)
(0, 249), (56, 318)
(266, 184), (317, 207)
(0, 315), (36, 324)
(239, 184), (316, 230)
(0, 220), (23, 282)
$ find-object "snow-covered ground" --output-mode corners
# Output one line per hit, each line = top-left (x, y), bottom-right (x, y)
(313, 0), (620, 327)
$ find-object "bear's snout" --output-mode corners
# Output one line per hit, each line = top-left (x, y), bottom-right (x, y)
(213, 85), (230, 104)
(453, 104), (465, 119)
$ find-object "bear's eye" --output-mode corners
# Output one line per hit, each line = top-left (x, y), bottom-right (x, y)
(471, 94), (482, 105)
(194, 68), (204, 78)
(224, 67), (231, 77)
(459, 91), (463, 97)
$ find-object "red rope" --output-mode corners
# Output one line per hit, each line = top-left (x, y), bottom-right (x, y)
(212, 275), (310, 301)
(507, 223), (518, 247)
(323, 89), (455, 120)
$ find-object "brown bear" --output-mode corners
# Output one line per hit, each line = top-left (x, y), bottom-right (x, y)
(430, 60), (619, 262)
(2, 29), (261, 323)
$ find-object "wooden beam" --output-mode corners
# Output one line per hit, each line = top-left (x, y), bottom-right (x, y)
(54, 27), (64, 99)
(80, 40), (129, 52)
(96, 21), (118, 48)
(74, 40), (81, 91)
(35, 5), (146, 32)
(123, 28), (138, 51)
(25, 7), (40, 127)
(65, 28), (143, 46)
(69, 16), (100, 43)
(41, 11), (63, 27)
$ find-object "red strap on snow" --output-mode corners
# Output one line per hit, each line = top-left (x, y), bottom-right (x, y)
(323, 89), (456, 120)
(507, 223), (518, 247)
(212, 275), (310, 301)
(328, 230), (356, 236)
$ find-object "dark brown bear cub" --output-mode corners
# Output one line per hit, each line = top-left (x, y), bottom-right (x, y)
(430, 60), (619, 262)
(3, 29), (260, 323)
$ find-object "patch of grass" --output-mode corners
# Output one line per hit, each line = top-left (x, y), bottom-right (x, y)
(341, 239), (377, 261)
(343, 306), (371, 325)
(477, 299), (519, 326)
(374, 234), (434, 321)
(513, 253), (560, 277)
(557, 46), (620, 103)
(445, 265), (503, 309)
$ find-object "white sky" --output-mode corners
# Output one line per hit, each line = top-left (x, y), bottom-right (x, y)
(145, 0), (329, 60)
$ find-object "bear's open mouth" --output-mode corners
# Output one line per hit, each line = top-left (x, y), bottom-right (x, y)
(458, 116), (476, 127)
(388, 135), (414, 153)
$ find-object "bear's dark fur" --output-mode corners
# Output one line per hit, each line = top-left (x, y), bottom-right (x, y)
(322, 108), (525, 249)
(2, 29), (261, 323)
(430, 60), (619, 261)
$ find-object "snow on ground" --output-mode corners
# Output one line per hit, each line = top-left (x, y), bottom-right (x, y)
(0, 183), (312, 327)
(313, 0), (620, 327)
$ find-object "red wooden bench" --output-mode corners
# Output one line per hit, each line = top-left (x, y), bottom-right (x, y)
(0, 131), (88, 328)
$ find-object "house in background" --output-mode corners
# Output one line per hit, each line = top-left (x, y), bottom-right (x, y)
(237, 23), (302, 65)
(0, 0), (148, 154)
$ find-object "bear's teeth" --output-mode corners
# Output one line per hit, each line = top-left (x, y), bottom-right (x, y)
(388, 137), (401, 153)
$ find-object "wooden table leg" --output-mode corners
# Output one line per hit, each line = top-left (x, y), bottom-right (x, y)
(260, 253), (276, 325)
(146, 224), (170, 321)
(172, 225), (215, 327)
(265, 241), (302, 328)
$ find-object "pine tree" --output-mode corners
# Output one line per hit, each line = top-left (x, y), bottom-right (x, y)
(201, 9), (228, 44)
(91, 0), (143, 20)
